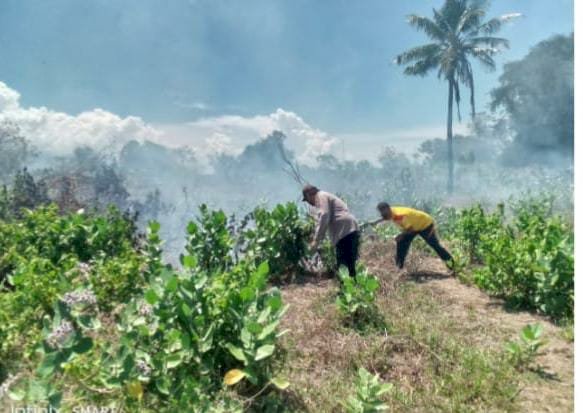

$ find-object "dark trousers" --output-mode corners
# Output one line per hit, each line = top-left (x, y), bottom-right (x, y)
(336, 231), (360, 277)
(395, 224), (452, 269)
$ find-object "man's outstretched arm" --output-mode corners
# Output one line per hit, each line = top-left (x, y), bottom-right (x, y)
(361, 218), (386, 228)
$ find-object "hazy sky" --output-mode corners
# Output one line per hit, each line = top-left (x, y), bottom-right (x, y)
(0, 0), (573, 159)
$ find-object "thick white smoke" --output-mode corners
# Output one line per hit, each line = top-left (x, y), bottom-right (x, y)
(0, 81), (338, 165)
(155, 108), (338, 165)
(0, 82), (161, 156)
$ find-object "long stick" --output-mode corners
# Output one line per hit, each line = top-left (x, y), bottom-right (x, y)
(276, 135), (306, 186)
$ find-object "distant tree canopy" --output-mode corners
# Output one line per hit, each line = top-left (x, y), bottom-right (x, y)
(491, 34), (574, 165)
(212, 130), (294, 180)
(418, 135), (485, 165)
(0, 168), (50, 219)
(417, 112), (511, 165)
(237, 130), (290, 171)
(0, 122), (35, 182)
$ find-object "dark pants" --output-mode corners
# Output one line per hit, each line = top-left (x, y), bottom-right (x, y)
(336, 231), (360, 277)
(395, 224), (452, 269)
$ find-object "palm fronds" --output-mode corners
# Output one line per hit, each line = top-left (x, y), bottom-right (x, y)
(396, 0), (517, 121)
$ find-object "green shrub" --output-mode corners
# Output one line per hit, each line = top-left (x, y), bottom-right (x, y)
(452, 203), (505, 262)
(336, 267), (386, 332)
(446, 195), (573, 321)
(506, 324), (545, 370)
(185, 202), (313, 279)
(185, 204), (233, 272)
(342, 367), (392, 413)
(1, 213), (289, 411)
(0, 206), (144, 381)
(243, 202), (311, 276)
(372, 222), (399, 241)
(474, 204), (573, 320)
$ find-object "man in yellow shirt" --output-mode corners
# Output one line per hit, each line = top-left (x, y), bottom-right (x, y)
(371, 202), (453, 270)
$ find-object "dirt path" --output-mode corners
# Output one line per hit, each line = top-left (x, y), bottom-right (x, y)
(405, 258), (574, 413)
(279, 241), (573, 412)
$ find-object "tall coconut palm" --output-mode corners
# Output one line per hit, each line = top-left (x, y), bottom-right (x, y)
(396, 0), (519, 194)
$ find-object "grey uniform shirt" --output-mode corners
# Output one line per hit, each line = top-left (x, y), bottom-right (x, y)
(312, 191), (359, 246)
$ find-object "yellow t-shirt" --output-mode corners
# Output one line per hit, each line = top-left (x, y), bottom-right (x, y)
(390, 206), (433, 232)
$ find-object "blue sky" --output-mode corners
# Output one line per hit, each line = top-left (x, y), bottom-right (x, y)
(0, 0), (573, 157)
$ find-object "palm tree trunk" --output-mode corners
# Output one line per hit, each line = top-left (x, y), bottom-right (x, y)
(446, 79), (454, 194)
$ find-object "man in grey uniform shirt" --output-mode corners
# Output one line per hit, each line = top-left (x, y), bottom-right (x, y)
(302, 184), (360, 277)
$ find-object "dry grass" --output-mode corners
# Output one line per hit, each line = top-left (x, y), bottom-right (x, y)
(276, 240), (573, 413)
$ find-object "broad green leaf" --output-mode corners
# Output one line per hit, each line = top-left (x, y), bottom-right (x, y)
(240, 286), (255, 301)
(246, 321), (263, 334)
(257, 307), (271, 324)
(166, 353), (182, 369)
(166, 276), (179, 292)
(358, 367), (369, 381)
(179, 302), (192, 318)
(182, 255), (197, 269)
(270, 377), (290, 390)
(366, 277), (380, 292)
(241, 327), (252, 348)
(195, 275), (208, 289)
(156, 377), (171, 395)
(72, 337), (93, 354)
(226, 344), (246, 362)
(37, 353), (60, 378)
(27, 380), (49, 401)
(377, 383), (393, 395)
(144, 289), (159, 305)
(186, 221), (197, 234)
(266, 295), (283, 312)
(256, 261), (270, 279)
(258, 321), (280, 340)
(255, 344), (275, 361)
(149, 221), (161, 233)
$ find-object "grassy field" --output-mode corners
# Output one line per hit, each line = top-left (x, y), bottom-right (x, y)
(277, 240), (573, 412)
(0, 202), (573, 412)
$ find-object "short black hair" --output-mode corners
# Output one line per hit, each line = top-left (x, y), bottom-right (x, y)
(302, 184), (319, 201)
(377, 202), (390, 211)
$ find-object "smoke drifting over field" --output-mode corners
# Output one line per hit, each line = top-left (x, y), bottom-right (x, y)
(0, 29), (574, 255)
(0, 82), (336, 168)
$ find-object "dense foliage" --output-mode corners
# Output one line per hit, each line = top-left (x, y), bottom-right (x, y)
(0, 202), (313, 411)
(0, 189), (574, 410)
(185, 204), (234, 273)
(0, 122), (35, 182)
(185, 202), (315, 280)
(491, 34), (574, 164)
(0, 206), (143, 380)
(20, 255), (287, 411)
(439, 195), (574, 321)
(243, 203), (313, 276)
